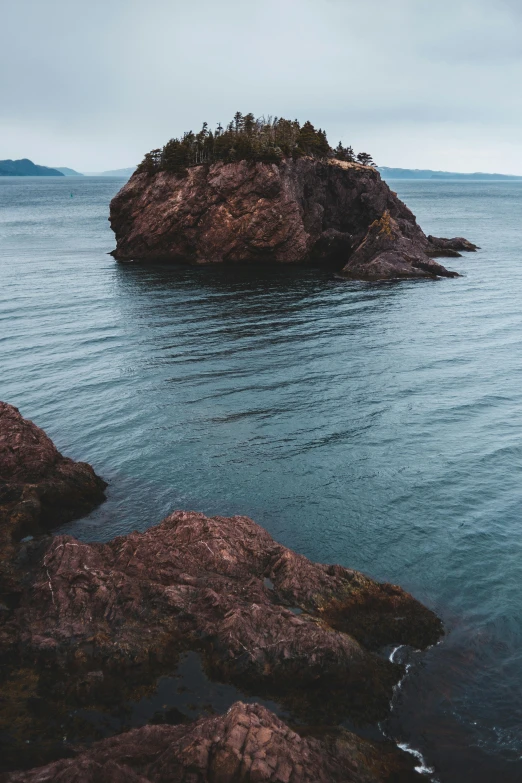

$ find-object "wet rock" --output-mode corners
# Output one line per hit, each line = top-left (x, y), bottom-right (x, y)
(427, 234), (479, 256)
(4, 701), (424, 782)
(0, 402), (106, 596)
(0, 406), (442, 778)
(109, 158), (475, 281)
(0, 505), (443, 757)
(340, 211), (459, 280)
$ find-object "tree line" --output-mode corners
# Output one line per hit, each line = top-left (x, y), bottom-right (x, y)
(136, 112), (376, 175)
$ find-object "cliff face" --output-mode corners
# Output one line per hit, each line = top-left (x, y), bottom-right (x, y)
(109, 158), (477, 280)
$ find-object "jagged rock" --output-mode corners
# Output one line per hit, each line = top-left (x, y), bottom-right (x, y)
(0, 405), (442, 778)
(427, 234), (479, 255)
(109, 157), (476, 280)
(340, 211), (456, 280)
(3, 509), (441, 728)
(4, 702), (423, 782)
(0, 402), (106, 595)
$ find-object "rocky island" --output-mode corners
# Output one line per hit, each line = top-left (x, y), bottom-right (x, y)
(110, 113), (477, 280)
(0, 401), (443, 780)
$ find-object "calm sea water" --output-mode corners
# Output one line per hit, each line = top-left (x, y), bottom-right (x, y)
(1, 175), (522, 781)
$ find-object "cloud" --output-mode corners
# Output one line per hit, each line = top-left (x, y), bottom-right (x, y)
(1, 0), (521, 173)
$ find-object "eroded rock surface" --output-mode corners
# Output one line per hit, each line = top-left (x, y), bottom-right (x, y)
(3, 508), (442, 729)
(0, 404), (442, 779)
(4, 702), (423, 783)
(109, 157), (476, 280)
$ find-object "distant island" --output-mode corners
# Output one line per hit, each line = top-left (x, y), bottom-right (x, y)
(83, 167), (137, 177)
(3, 158), (519, 182)
(84, 165), (522, 182)
(54, 167), (84, 176)
(0, 158), (64, 176)
(379, 166), (522, 180)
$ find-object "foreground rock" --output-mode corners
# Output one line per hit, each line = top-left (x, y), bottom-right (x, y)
(4, 702), (423, 783)
(2, 506), (442, 744)
(0, 404), (441, 778)
(109, 157), (477, 281)
(0, 402), (106, 595)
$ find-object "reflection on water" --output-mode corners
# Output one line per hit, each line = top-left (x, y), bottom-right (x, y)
(1, 176), (522, 781)
(75, 651), (287, 740)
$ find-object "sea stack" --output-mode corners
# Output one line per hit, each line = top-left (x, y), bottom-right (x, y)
(110, 157), (477, 280)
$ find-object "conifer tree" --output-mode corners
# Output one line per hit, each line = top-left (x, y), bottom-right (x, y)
(335, 142), (347, 161)
(356, 152), (376, 167)
(136, 112), (374, 175)
(233, 112), (243, 133)
(243, 113), (255, 135)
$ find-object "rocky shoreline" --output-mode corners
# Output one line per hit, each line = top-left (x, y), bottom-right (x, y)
(0, 402), (442, 780)
(109, 157), (477, 281)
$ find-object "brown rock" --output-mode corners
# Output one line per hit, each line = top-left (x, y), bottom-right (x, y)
(4, 702), (424, 782)
(427, 234), (479, 256)
(4, 508), (441, 731)
(0, 402), (106, 596)
(0, 406), (441, 778)
(109, 157), (476, 281)
(340, 211), (457, 280)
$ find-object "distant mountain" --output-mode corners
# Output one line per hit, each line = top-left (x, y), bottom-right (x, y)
(379, 166), (522, 181)
(54, 167), (84, 176)
(0, 158), (64, 176)
(83, 167), (136, 178)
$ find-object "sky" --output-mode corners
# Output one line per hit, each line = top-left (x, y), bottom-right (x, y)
(2, 0), (522, 173)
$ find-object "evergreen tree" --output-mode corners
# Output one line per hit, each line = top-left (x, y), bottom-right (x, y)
(356, 152), (376, 167)
(335, 142), (347, 161)
(243, 112), (255, 135)
(135, 112), (374, 175)
(162, 140), (189, 174)
(298, 121), (319, 156)
(136, 149), (162, 175)
(334, 143), (356, 163)
(233, 112), (243, 134)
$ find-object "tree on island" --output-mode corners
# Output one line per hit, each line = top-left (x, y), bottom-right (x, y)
(334, 142), (356, 162)
(136, 113), (377, 175)
(356, 152), (376, 167)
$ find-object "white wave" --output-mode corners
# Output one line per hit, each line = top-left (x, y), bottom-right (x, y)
(386, 646), (438, 779)
(389, 644), (403, 662)
(397, 742), (437, 777)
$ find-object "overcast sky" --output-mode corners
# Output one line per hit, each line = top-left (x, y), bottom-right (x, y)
(2, 0), (521, 173)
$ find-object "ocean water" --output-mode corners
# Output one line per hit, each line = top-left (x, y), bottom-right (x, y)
(1, 175), (522, 781)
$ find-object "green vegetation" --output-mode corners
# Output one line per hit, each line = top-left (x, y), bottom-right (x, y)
(137, 113), (376, 175)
